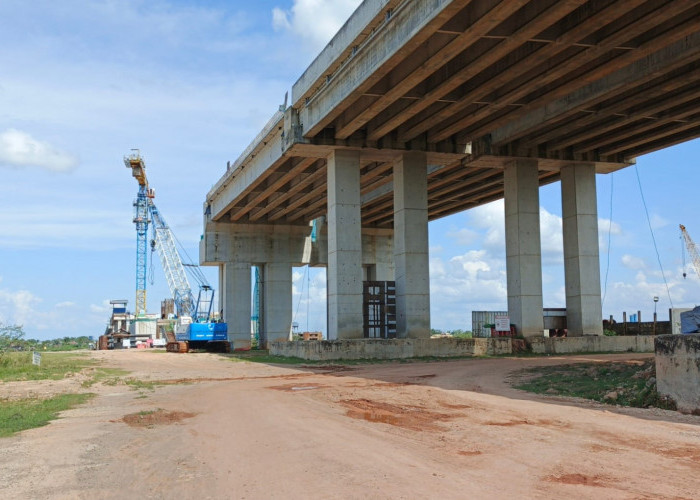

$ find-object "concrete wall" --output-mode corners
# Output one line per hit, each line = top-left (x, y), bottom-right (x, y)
(269, 338), (512, 361)
(671, 308), (693, 335)
(655, 334), (700, 415)
(530, 335), (654, 354)
(606, 321), (670, 336)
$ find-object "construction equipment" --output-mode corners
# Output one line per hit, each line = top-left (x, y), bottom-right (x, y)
(680, 224), (700, 280)
(124, 151), (228, 352)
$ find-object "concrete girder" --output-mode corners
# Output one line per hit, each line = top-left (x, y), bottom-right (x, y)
(399, 0), (646, 143)
(368, 0), (585, 142)
(488, 25), (700, 152)
(299, 0), (461, 139)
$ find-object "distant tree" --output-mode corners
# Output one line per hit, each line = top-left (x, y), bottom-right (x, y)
(0, 322), (26, 353)
(430, 328), (443, 336)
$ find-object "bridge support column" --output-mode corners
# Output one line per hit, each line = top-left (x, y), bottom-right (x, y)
(504, 159), (544, 337)
(262, 262), (293, 346)
(561, 163), (603, 336)
(327, 149), (363, 340)
(223, 262), (252, 350)
(394, 151), (430, 338)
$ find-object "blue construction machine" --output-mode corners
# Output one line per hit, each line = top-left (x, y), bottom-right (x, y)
(125, 151), (229, 353)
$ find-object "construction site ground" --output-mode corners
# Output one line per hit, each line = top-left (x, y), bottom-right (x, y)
(1, 350), (699, 499)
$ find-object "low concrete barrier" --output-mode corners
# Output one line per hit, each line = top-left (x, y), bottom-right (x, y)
(269, 337), (512, 361)
(655, 334), (700, 415)
(529, 335), (655, 354)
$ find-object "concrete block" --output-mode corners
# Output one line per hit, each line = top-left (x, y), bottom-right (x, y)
(269, 338), (513, 361)
(655, 334), (700, 414)
(530, 336), (654, 354)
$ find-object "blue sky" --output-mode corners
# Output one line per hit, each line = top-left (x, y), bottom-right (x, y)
(1, 0), (699, 340)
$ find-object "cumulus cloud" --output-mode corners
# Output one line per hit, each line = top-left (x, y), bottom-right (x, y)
(272, 0), (362, 50)
(0, 129), (78, 172)
(0, 288), (42, 326)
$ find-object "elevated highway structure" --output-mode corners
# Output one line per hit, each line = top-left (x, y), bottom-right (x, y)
(202, 0), (700, 348)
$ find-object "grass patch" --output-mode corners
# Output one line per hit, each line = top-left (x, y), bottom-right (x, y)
(124, 378), (163, 391)
(0, 393), (95, 438)
(81, 367), (130, 387)
(0, 352), (96, 382)
(513, 360), (676, 410)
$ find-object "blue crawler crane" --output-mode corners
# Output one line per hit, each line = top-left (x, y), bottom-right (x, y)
(124, 151), (228, 352)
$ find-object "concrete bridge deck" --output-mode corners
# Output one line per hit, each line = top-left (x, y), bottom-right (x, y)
(207, 0), (700, 228)
(202, 0), (700, 349)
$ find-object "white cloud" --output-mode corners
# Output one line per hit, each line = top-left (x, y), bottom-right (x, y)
(621, 254), (646, 270)
(598, 218), (622, 235)
(447, 228), (478, 246)
(0, 288), (42, 326)
(0, 129), (78, 172)
(650, 214), (668, 230)
(55, 301), (76, 308)
(272, 0), (362, 50)
(540, 208), (563, 265)
(0, 204), (131, 250)
(90, 300), (111, 314)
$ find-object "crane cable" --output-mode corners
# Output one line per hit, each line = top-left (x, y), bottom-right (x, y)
(292, 265), (309, 333)
(148, 239), (156, 286)
(635, 165), (674, 308)
(601, 173), (614, 308)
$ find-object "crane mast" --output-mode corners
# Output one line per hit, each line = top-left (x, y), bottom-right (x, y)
(680, 224), (700, 279)
(124, 152), (154, 316)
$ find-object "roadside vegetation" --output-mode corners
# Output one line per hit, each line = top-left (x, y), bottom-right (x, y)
(1, 321), (96, 353)
(512, 360), (677, 410)
(0, 351), (97, 382)
(0, 393), (95, 438)
(0, 324), (129, 437)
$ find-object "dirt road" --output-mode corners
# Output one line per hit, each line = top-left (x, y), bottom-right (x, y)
(1, 351), (699, 499)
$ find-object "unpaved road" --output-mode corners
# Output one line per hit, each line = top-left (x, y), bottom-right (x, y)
(1, 351), (699, 499)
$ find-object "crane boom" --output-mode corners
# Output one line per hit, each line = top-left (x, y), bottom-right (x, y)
(680, 224), (700, 279)
(149, 204), (195, 318)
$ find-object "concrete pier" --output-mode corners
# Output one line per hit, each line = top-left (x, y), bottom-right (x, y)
(326, 150), (364, 340)
(262, 262), (293, 345)
(504, 160), (544, 337)
(561, 163), (603, 336)
(223, 262), (252, 350)
(393, 151), (430, 338)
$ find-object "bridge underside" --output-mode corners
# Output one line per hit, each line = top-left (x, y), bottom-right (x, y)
(203, 0), (700, 347)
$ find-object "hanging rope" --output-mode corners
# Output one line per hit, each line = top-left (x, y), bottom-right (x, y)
(635, 166), (674, 308)
(148, 242), (156, 285)
(292, 265), (308, 331)
(681, 231), (687, 279)
(306, 266), (311, 333)
(601, 173), (614, 308)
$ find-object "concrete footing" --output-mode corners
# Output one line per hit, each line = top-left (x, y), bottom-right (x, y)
(530, 336), (654, 354)
(269, 336), (656, 360)
(270, 338), (512, 360)
(655, 334), (700, 415)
